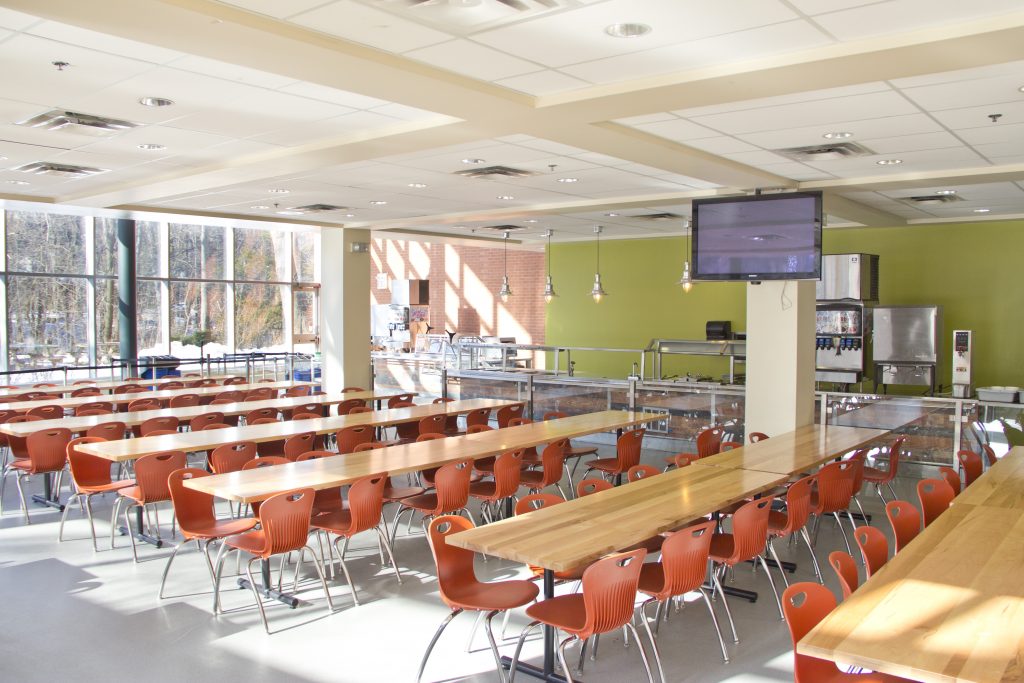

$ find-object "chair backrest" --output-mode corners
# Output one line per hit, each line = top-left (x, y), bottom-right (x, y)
(5, 415), (43, 458)
(292, 412), (322, 421)
(336, 398), (366, 415)
(433, 397), (459, 432)
(352, 442), (385, 452)
(543, 411), (567, 420)
(655, 520), (716, 599)
(579, 549), (647, 639)
(416, 433), (446, 442)
(828, 550), (858, 599)
(749, 431), (769, 443)
(467, 424), (493, 434)
(880, 436), (907, 479)
(515, 493), (563, 515)
(387, 393), (415, 408)
(283, 432), (319, 461)
(627, 464), (660, 482)
(418, 414), (447, 437)
(245, 388), (274, 401)
(22, 391), (59, 401)
(26, 427), (73, 473)
(288, 402), (322, 419)
(938, 466), (961, 495)
(223, 377), (247, 385)
(696, 426), (725, 457)
(127, 398), (161, 412)
(162, 382), (184, 390)
(70, 387), (101, 397)
(201, 423), (232, 431)
(209, 441), (257, 474)
(508, 417), (533, 427)
(727, 496), (774, 563)
(168, 468), (216, 533)
(491, 449), (524, 499)
(427, 515), (481, 609)
(342, 386), (365, 393)
(854, 526), (888, 578)
(66, 436), (114, 488)
(982, 444), (998, 467)
(345, 473), (387, 534)
(133, 451), (188, 503)
(241, 456), (289, 469)
(284, 385), (311, 397)
(845, 449), (867, 495)
(140, 416), (179, 436)
(244, 408), (278, 424)
(33, 382), (58, 388)
(918, 478), (955, 526)
(348, 406), (372, 415)
(885, 500), (921, 552)
(114, 384), (144, 394)
(814, 460), (855, 514)
(214, 390), (244, 402)
(465, 408), (490, 428)
(957, 449), (983, 487)
(778, 475), (815, 535)
(86, 421), (127, 441)
(432, 459), (473, 514)
(673, 453), (698, 469)
(258, 489), (316, 556)
(27, 405), (63, 420)
(720, 441), (742, 451)
(295, 450), (336, 462)
(496, 403), (525, 428)
(189, 412), (225, 431)
(169, 394), (201, 408)
(76, 402), (114, 415)
(534, 440), (568, 489)
(336, 425), (375, 454)
(783, 583), (846, 683)
(577, 478), (613, 497)
(615, 428), (645, 470)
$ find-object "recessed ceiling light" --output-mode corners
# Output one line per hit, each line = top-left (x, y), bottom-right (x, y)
(276, 210), (305, 216)
(343, 213), (355, 218)
(823, 131), (853, 139)
(250, 205), (270, 210)
(974, 208), (991, 213)
(137, 143), (165, 150)
(557, 177), (579, 183)
(1019, 85), (1024, 93)
(6, 179), (29, 185)
(0, 155), (7, 161)
(523, 219), (538, 223)
(462, 158), (485, 164)
(268, 188), (290, 194)
(407, 182), (427, 188)
(605, 23), (652, 38)
(935, 189), (957, 196)
(605, 212), (619, 217)
(138, 96), (174, 107)
(496, 195), (515, 200)
(453, 225), (466, 229)
(876, 159), (903, 165)
(370, 200), (388, 206)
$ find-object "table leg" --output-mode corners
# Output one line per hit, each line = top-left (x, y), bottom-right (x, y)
(236, 558), (300, 608)
(116, 505), (164, 547)
(500, 569), (572, 682)
(31, 472), (65, 511)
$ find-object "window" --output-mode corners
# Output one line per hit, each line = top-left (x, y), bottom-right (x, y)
(170, 281), (226, 358)
(7, 275), (89, 371)
(95, 219), (118, 277)
(235, 283), (287, 351)
(137, 221), (161, 278)
(137, 280), (165, 356)
(293, 232), (319, 282)
(96, 277), (119, 364)
(235, 227), (289, 282)
(6, 211), (87, 274)
(170, 223), (225, 279)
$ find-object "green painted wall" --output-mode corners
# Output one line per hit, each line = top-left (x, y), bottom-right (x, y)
(546, 221), (1024, 390)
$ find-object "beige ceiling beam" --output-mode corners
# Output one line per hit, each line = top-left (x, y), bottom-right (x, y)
(801, 163), (1024, 193)
(821, 194), (905, 228)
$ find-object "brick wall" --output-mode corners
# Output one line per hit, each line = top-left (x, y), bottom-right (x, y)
(370, 237), (546, 345)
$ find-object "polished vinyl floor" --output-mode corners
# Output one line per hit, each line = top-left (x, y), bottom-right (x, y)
(0, 448), (920, 683)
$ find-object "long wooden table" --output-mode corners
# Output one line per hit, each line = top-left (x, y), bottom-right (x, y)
(0, 380), (318, 412)
(0, 390), (402, 437)
(799, 447), (1024, 683)
(184, 410), (657, 503)
(0, 374), (242, 399)
(77, 398), (521, 463)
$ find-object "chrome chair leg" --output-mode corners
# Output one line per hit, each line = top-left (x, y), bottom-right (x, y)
(756, 555), (785, 620)
(832, 512), (854, 555)
(557, 635), (579, 683)
(484, 610), (508, 683)
(713, 565), (739, 643)
(467, 610), (484, 652)
(767, 537), (790, 588)
(375, 525), (402, 583)
(158, 540), (187, 599)
(509, 620), (542, 683)
(14, 473), (30, 524)
(245, 556), (272, 634)
(699, 586), (730, 663)
(640, 599), (666, 683)
(302, 544), (336, 615)
(417, 609), (463, 683)
(57, 492), (79, 542)
(125, 504), (141, 563)
(800, 527), (824, 583)
(332, 535), (358, 606)
(625, 622), (657, 683)
(211, 542), (230, 614)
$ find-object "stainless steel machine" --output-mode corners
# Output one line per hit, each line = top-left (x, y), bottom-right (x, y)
(371, 279), (430, 352)
(872, 305), (942, 394)
(815, 254), (879, 385)
(952, 330), (973, 398)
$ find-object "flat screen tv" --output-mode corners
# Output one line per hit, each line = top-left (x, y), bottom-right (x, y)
(691, 191), (822, 281)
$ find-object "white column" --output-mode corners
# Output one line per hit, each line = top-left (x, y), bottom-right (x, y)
(744, 280), (816, 435)
(320, 228), (371, 392)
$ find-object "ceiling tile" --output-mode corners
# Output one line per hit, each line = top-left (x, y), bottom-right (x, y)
(404, 39), (541, 81)
(276, 81), (392, 110)
(670, 82), (890, 119)
(625, 117), (720, 143)
(931, 100), (1024, 130)
(168, 54), (298, 89)
(857, 131), (964, 154)
(811, 0), (1024, 41)
(28, 21), (184, 64)
(495, 69), (593, 96)
(900, 72), (1024, 112)
(722, 150), (793, 165)
(973, 140), (1024, 159)
(370, 102), (451, 122)
(290, 0), (453, 53)
(683, 136), (761, 155)
(212, 0), (329, 19)
(889, 59), (1024, 89)
(955, 121), (1024, 146)
(735, 113), (943, 149)
(0, 7), (42, 31)
(786, 0), (881, 14)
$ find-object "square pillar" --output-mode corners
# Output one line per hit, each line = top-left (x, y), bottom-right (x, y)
(321, 228), (371, 393)
(744, 280), (816, 435)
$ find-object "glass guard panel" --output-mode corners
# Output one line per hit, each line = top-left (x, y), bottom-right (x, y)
(374, 356), (447, 401)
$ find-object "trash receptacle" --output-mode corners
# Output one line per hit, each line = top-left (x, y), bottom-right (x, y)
(140, 355), (181, 380)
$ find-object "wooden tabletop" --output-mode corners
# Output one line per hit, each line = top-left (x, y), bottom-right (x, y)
(0, 374), (241, 398)
(0, 380), (317, 412)
(183, 410), (657, 505)
(798, 500), (1024, 683)
(0, 390), (400, 437)
(78, 398), (522, 462)
(831, 400), (939, 431)
(693, 425), (888, 475)
(449, 464), (786, 572)
(953, 446), (1024, 511)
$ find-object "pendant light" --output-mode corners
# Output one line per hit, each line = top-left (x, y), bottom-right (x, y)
(543, 229), (558, 303)
(590, 225), (607, 303)
(677, 218), (693, 293)
(499, 230), (513, 303)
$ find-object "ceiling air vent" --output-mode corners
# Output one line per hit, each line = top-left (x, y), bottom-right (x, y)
(455, 165), (534, 180)
(635, 212), (684, 221)
(774, 142), (874, 162)
(17, 109), (139, 137)
(289, 204), (350, 212)
(13, 162), (108, 178)
(480, 224), (526, 232)
(903, 194), (964, 206)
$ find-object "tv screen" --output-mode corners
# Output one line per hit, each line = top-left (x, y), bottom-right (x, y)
(692, 191), (822, 281)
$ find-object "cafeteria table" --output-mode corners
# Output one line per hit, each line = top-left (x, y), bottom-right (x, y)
(0, 373), (241, 399)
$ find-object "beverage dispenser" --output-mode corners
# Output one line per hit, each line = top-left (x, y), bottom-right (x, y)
(815, 303), (869, 384)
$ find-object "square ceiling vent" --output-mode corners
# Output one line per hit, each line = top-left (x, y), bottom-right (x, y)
(13, 162), (109, 178)
(17, 109), (139, 137)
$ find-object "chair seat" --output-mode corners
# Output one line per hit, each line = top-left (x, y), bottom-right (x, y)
(224, 529), (270, 557)
(767, 509), (790, 535)
(718, 499), (748, 516)
(78, 478), (136, 495)
(312, 509), (355, 537)
(400, 492), (440, 512)
(565, 446), (598, 459)
(708, 533), (737, 564)
(8, 458), (31, 472)
(384, 485), (425, 501)
(473, 457), (496, 474)
(185, 517), (257, 540)
(862, 465), (889, 482)
(468, 481), (499, 500)
(637, 562), (671, 598)
(663, 452), (696, 466)
(446, 579), (539, 613)
(525, 594), (587, 633)
(587, 457), (621, 473)
(519, 470), (546, 488)
(624, 535), (665, 555)
(118, 485), (165, 505)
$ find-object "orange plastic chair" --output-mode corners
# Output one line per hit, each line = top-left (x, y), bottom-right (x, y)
(347, 405), (372, 415)
(189, 412), (225, 431)
(885, 500), (921, 553)
(2, 415), (44, 508)
(112, 450), (187, 561)
(161, 467), (257, 598)
(627, 464), (660, 482)
(543, 411), (599, 463)
(854, 526), (888, 578)
(27, 405), (64, 420)
(352, 441), (426, 504)
(336, 425), (375, 454)
(75, 402), (114, 415)
(200, 423), (232, 431)
(127, 398), (161, 412)
(342, 386), (365, 393)
(391, 401), (419, 444)
(213, 390), (244, 402)
(70, 387), (101, 397)
(418, 515), (540, 683)
(468, 449), (523, 523)
(782, 582), (916, 683)
(465, 407), (491, 431)
(284, 385), (311, 397)
(938, 466), (961, 495)
(577, 478), (613, 497)
(509, 549), (657, 683)
(222, 377), (247, 386)
(58, 436), (134, 549)
(957, 449), (983, 487)
(169, 394), (201, 408)
(982, 444), (998, 467)
(334, 397), (365, 416)
(209, 441), (257, 474)
(496, 403), (525, 428)
(721, 441), (743, 451)
(585, 428), (645, 482)
(663, 425), (724, 469)
(709, 496), (781, 640)
(810, 460), (857, 555)
(287, 402), (323, 419)
(212, 488), (334, 633)
(136, 416), (179, 438)
(113, 384), (144, 394)
(311, 472), (401, 605)
(245, 388), (274, 402)
(467, 424), (493, 434)
(292, 412), (322, 421)
(768, 475), (822, 585)
(917, 478), (955, 526)
(513, 494), (583, 583)
(637, 520), (729, 670)
(208, 399), (240, 426)
(283, 432), (320, 461)
(432, 396), (461, 435)
(418, 414), (447, 438)
(242, 417), (285, 457)
(244, 407), (278, 424)
(519, 440), (569, 500)
(749, 432), (769, 443)
(10, 427), (72, 524)
(829, 550), (859, 599)
(239, 457), (290, 518)
(86, 421), (127, 441)
(673, 453), (698, 469)
(387, 393), (415, 408)
(295, 451), (343, 516)
(863, 436), (906, 503)
(161, 381), (185, 391)
(391, 460), (473, 544)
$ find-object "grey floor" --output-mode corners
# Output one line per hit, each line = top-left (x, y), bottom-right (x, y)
(0, 446), (923, 683)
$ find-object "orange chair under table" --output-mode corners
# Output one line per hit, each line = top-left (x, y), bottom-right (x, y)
(519, 440), (569, 500)
(468, 449), (523, 523)
(391, 460), (474, 544)
(585, 428), (646, 484)
(283, 432), (320, 461)
(336, 425), (375, 454)
(58, 436), (135, 550)
(828, 550), (859, 599)
(76, 402), (114, 415)
(169, 394), (201, 409)
(810, 460), (857, 556)
(135, 416), (179, 438)
(86, 421), (127, 441)
(496, 403), (525, 428)
(783, 582), (917, 683)
(239, 457), (290, 518)
(957, 449), (983, 487)
(885, 500), (921, 553)
(189, 412), (226, 432)
(417, 515), (539, 683)
(918, 478), (955, 527)
(863, 436), (906, 503)
(209, 441), (257, 475)
(509, 549), (658, 683)
(294, 451), (344, 517)
(352, 442), (425, 505)
(212, 488), (335, 633)
(160, 467), (257, 599)
(627, 464), (660, 482)
(10, 427), (72, 523)
(576, 478), (612, 497)
(749, 431), (769, 443)
(111, 450), (187, 562)
(663, 425), (724, 470)
(854, 526), (888, 578)
(767, 475), (822, 585)
(937, 466), (961, 495)
(27, 405), (64, 420)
